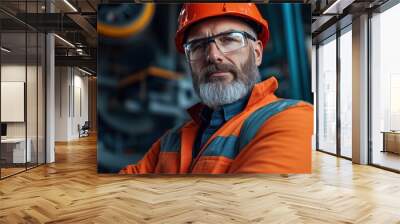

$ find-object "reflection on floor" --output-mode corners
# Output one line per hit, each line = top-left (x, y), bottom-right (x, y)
(0, 167), (25, 178)
(0, 163), (41, 178)
(373, 150), (400, 171)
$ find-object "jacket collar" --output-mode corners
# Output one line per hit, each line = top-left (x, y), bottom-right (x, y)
(187, 76), (279, 125)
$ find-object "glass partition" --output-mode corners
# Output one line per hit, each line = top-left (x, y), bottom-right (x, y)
(1, 30), (28, 177)
(0, 1), (46, 179)
(27, 30), (38, 169)
(38, 32), (45, 165)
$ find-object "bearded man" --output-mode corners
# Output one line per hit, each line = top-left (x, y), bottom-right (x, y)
(120, 3), (313, 174)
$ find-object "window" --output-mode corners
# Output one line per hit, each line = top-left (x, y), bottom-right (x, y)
(317, 35), (337, 154)
(339, 27), (352, 158)
(371, 2), (400, 171)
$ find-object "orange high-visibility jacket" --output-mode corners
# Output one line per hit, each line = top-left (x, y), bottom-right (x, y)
(120, 77), (313, 174)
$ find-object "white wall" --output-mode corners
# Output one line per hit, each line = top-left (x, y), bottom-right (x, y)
(1, 65), (37, 137)
(55, 66), (69, 141)
(1, 65), (26, 81)
(72, 73), (89, 138)
(54, 67), (89, 141)
(1, 82), (25, 122)
(1, 65), (26, 130)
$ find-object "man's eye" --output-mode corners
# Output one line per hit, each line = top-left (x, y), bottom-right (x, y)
(220, 37), (235, 42)
(219, 35), (240, 43)
(191, 42), (204, 52)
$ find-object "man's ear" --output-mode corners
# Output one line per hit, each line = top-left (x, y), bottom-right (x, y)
(253, 40), (263, 66)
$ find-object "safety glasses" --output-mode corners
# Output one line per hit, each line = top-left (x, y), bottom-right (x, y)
(184, 31), (256, 61)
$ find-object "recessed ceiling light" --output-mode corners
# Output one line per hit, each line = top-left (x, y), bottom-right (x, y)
(78, 67), (93, 76)
(54, 34), (75, 48)
(1, 47), (11, 53)
(63, 0), (78, 12)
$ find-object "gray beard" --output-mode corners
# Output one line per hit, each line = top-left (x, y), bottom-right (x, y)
(198, 80), (250, 109)
(192, 46), (261, 109)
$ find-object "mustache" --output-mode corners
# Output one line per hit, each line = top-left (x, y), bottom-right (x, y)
(200, 63), (239, 81)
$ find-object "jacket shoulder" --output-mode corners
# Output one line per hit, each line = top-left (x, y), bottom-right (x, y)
(238, 99), (313, 150)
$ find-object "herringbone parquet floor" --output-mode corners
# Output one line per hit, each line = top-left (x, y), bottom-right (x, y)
(1, 135), (400, 224)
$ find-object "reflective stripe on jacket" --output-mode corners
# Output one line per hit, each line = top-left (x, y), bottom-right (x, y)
(120, 76), (313, 174)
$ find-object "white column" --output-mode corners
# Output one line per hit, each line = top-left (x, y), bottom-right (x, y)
(46, 1), (55, 163)
(352, 14), (369, 164)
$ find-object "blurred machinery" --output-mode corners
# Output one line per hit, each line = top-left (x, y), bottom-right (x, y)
(97, 4), (197, 173)
(258, 4), (312, 101)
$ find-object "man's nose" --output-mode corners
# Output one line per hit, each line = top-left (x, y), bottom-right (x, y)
(206, 42), (224, 63)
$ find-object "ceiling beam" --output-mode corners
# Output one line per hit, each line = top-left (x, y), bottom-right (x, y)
(55, 55), (96, 71)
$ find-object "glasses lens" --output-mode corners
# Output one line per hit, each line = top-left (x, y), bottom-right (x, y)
(215, 32), (245, 53)
(185, 32), (247, 61)
(187, 41), (205, 61)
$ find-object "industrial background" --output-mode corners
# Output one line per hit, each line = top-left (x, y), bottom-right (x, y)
(97, 3), (312, 173)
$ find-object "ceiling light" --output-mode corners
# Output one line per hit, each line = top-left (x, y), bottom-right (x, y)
(63, 0), (78, 12)
(1, 47), (11, 53)
(78, 67), (93, 76)
(322, 0), (355, 15)
(322, 0), (342, 15)
(54, 34), (75, 48)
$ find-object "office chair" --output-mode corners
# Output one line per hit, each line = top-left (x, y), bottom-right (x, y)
(79, 121), (90, 138)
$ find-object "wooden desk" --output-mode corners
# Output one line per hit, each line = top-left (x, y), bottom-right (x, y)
(381, 131), (400, 154)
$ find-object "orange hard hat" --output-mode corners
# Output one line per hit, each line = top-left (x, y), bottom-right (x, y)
(175, 3), (269, 53)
